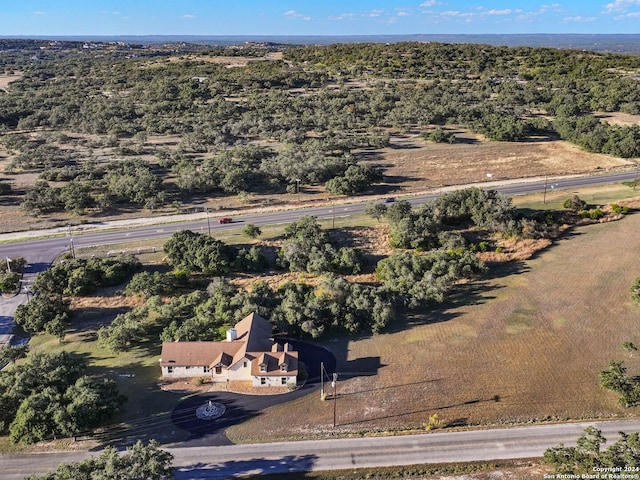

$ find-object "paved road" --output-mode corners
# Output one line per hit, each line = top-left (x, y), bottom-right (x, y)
(0, 170), (637, 261)
(2, 418), (640, 479)
(0, 169), (636, 345)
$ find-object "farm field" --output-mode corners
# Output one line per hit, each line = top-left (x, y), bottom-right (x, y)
(225, 207), (640, 442)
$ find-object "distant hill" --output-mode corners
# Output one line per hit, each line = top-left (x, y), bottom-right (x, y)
(4, 33), (640, 55)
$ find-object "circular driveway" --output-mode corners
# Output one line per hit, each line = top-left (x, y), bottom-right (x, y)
(171, 340), (335, 446)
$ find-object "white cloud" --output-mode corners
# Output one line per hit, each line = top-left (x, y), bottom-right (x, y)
(366, 9), (384, 17)
(563, 15), (597, 22)
(328, 13), (357, 21)
(34, 11), (46, 15)
(486, 9), (512, 15)
(284, 10), (311, 21)
(613, 10), (640, 18)
(181, 14), (196, 19)
(420, 0), (442, 6)
(397, 10), (410, 17)
(604, 0), (640, 13)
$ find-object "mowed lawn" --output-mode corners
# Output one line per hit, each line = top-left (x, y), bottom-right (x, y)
(226, 211), (640, 442)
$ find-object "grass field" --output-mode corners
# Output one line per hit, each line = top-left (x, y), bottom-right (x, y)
(225, 200), (640, 442)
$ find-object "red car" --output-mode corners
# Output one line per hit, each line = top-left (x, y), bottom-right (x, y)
(218, 217), (233, 224)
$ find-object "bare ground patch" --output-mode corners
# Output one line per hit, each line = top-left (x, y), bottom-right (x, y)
(0, 71), (22, 91)
(595, 111), (640, 126)
(370, 131), (633, 194)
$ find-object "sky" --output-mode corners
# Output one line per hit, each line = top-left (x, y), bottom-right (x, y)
(0, 1), (639, 37)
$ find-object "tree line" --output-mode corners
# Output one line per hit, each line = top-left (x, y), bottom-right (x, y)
(2, 40), (640, 217)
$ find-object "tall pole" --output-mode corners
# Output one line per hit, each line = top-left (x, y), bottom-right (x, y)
(67, 225), (76, 259)
(332, 373), (338, 427)
(206, 208), (211, 236)
(634, 163), (639, 191)
(5, 256), (11, 273)
(320, 362), (324, 400)
(543, 174), (548, 204)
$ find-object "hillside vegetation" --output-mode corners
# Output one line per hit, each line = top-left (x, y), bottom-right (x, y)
(0, 40), (639, 232)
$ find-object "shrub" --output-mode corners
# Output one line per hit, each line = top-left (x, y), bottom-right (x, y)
(423, 128), (456, 144)
(125, 271), (185, 297)
(0, 271), (20, 293)
(589, 208), (604, 219)
(611, 203), (630, 214)
(423, 413), (446, 430)
(563, 195), (587, 211)
(631, 277), (640, 305)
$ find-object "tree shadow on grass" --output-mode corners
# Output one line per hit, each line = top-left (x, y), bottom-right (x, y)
(173, 454), (319, 479)
(481, 260), (531, 281)
(339, 378), (442, 397)
(70, 306), (132, 335)
(337, 395), (501, 427)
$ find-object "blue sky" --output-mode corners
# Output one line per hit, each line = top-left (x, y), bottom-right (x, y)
(1, 1), (639, 36)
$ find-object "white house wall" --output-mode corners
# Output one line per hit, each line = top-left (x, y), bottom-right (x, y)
(161, 366), (210, 378)
(252, 375), (296, 387)
(228, 360), (251, 381)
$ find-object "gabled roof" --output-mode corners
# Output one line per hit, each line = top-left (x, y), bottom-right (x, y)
(251, 351), (299, 377)
(160, 341), (243, 367)
(160, 312), (283, 371)
(234, 312), (273, 352)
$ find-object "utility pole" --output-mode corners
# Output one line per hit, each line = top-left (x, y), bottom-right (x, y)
(332, 373), (338, 427)
(634, 163), (639, 191)
(543, 174), (548, 204)
(320, 362), (324, 400)
(206, 208), (211, 236)
(5, 256), (11, 273)
(67, 225), (76, 259)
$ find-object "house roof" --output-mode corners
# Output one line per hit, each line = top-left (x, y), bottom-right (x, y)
(160, 312), (293, 373)
(234, 312), (273, 352)
(159, 341), (243, 367)
(251, 351), (299, 377)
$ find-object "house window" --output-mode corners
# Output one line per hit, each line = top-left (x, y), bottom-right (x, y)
(204, 366), (210, 373)
(280, 364), (287, 372)
(243, 361), (248, 368)
(281, 377), (287, 385)
(260, 364), (266, 372)
(215, 366), (222, 374)
(167, 366), (173, 374)
(260, 378), (266, 385)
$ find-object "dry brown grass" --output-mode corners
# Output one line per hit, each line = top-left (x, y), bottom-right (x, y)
(595, 111), (640, 126)
(225, 210), (640, 442)
(370, 129), (632, 193)
(0, 71), (22, 90)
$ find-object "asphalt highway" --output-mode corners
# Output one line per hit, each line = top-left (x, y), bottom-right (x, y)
(2, 418), (640, 479)
(0, 170), (637, 263)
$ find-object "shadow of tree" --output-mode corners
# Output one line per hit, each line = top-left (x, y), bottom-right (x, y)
(173, 454), (319, 479)
(337, 395), (501, 427)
